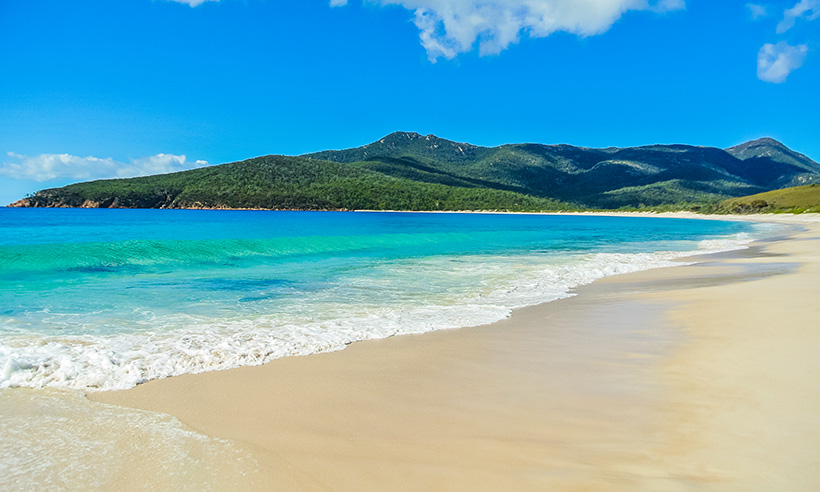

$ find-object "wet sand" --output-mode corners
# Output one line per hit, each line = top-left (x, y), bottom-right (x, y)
(92, 215), (820, 491)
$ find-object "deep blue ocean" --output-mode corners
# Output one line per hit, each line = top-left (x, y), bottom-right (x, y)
(0, 208), (767, 390)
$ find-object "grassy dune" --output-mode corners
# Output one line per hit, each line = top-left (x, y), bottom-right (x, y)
(719, 184), (820, 213)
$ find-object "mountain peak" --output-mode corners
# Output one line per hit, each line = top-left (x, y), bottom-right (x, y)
(751, 137), (785, 147)
(377, 131), (456, 146)
(366, 132), (480, 155)
(379, 131), (424, 143)
(302, 131), (485, 165)
(727, 137), (786, 152)
(726, 137), (820, 175)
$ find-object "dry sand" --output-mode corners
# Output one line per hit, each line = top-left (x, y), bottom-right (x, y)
(92, 214), (820, 491)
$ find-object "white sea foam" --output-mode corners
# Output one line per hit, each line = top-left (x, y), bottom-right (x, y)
(0, 389), (260, 490)
(0, 232), (756, 392)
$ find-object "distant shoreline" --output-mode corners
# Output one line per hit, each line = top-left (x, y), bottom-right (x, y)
(6, 203), (819, 224)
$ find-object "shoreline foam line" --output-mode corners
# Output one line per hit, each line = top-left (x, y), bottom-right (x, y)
(1, 216), (765, 392)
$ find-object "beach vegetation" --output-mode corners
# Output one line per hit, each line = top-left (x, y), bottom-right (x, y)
(716, 184), (820, 214)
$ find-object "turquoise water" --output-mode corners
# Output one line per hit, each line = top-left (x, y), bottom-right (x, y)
(0, 208), (765, 390)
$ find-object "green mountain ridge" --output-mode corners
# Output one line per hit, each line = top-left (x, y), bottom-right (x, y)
(11, 132), (820, 211)
(304, 132), (820, 208)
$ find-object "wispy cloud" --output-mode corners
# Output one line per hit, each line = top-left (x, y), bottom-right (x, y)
(346, 0), (685, 61)
(746, 3), (768, 20)
(330, 0), (349, 6)
(752, 0), (817, 83)
(777, 0), (819, 33)
(165, 0), (219, 7)
(0, 152), (209, 182)
(757, 41), (808, 83)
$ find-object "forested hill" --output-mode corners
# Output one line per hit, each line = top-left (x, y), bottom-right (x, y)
(11, 132), (820, 211)
(304, 132), (820, 208)
(11, 154), (572, 212)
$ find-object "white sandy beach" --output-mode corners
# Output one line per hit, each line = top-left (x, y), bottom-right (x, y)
(90, 213), (820, 491)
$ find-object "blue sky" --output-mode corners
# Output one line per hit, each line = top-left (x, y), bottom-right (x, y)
(1, 0), (817, 204)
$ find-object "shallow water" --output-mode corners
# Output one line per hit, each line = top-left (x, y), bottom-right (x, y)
(0, 388), (262, 491)
(0, 209), (772, 391)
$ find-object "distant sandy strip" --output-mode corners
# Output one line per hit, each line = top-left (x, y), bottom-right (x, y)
(92, 213), (820, 491)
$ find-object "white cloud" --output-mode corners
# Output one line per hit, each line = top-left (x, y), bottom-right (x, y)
(166, 0), (219, 6)
(355, 0), (685, 61)
(0, 152), (209, 182)
(330, 0), (349, 6)
(777, 0), (820, 33)
(746, 3), (768, 20)
(757, 41), (808, 83)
